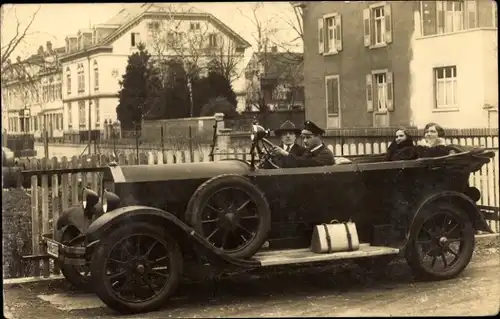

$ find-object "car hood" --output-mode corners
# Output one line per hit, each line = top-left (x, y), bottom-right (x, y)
(108, 159), (253, 183)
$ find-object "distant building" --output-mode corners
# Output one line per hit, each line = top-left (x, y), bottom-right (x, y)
(2, 42), (66, 139)
(3, 3), (251, 142)
(298, 0), (498, 129)
(243, 46), (304, 112)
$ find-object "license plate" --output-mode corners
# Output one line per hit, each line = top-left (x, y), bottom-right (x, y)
(46, 240), (59, 258)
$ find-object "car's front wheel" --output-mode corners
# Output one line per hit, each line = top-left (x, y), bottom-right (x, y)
(90, 222), (183, 314)
(405, 202), (475, 281)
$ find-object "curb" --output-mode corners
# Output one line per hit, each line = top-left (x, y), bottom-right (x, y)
(3, 233), (498, 288)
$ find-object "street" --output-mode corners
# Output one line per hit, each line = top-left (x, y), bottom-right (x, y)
(4, 247), (499, 318)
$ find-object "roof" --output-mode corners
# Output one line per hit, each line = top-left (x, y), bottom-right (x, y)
(61, 3), (251, 60)
(247, 51), (304, 80)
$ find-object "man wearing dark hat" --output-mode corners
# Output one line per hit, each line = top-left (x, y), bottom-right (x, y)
(270, 120), (335, 167)
(274, 120), (306, 157)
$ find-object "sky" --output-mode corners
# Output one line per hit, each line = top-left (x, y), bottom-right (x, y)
(1, 2), (302, 60)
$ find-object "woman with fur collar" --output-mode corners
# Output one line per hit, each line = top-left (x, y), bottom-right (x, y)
(415, 122), (451, 158)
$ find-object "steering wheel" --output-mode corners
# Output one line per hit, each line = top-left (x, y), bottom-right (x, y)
(253, 138), (283, 169)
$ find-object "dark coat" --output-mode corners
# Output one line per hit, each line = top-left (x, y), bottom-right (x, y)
(385, 138), (418, 161)
(414, 145), (450, 158)
(280, 144), (335, 168)
(283, 143), (306, 157)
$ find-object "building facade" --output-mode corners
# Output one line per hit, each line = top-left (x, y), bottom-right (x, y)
(2, 42), (66, 139)
(3, 3), (250, 142)
(299, 0), (498, 130)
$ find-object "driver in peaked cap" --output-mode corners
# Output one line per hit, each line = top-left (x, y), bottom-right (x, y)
(270, 120), (335, 167)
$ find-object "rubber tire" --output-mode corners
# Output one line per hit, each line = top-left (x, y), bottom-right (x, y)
(60, 230), (92, 292)
(405, 202), (475, 281)
(185, 174), (271, 259)
(90, 222), (183, 314)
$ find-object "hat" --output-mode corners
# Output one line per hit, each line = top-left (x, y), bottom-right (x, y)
(302, 120), (325, 136)
(274, 120), (301, 136)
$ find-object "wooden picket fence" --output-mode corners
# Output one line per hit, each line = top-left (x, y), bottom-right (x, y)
(18, 136), (499, 279)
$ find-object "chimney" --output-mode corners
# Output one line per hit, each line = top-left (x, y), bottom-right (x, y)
(38, 45), (44, 55)
(271, 46), (278, 53)
(46, 41), (52, 53)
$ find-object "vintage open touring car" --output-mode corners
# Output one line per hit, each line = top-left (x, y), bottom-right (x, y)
(30, 122), (495, 314)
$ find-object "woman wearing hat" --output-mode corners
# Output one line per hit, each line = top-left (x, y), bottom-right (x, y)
(273, 120), (306, 157)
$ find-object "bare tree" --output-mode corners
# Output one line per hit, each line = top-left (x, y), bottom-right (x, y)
(206, 36), (244, 84)
(238, 3), (279, 112)
(1, 5), (44, 104)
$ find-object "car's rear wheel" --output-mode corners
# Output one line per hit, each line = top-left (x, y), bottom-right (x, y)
(90, 223), (182, 314)
(185, 174), (271, 259)
(60, 228), (92, 291)
(405, 202), (475, 281)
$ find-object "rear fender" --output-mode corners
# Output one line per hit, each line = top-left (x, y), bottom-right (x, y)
(406, 191), (493, 243)
(85, 206), (260, 268)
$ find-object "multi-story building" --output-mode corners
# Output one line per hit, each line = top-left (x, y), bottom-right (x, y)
(3, 3), (250, 143)
(59, 3), (250, 142)
(298, 0), (498, 129)
(244, 46), (304, 112)
(2, 41), (66, 139)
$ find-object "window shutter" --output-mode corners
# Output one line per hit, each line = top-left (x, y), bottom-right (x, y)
(335, 13), (343, 51)
(366, 74), (373, 112)
(318, 18), (324, 54)
(326, 78), (333, 114)
(384, 4), (392, 44)
(386, 71), (394, 112)
(465, 0), (477, 29)
(363, 8), (371, 47)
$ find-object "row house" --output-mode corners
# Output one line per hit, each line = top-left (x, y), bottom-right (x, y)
(2, 41), (66, 139)
(297, 0), (497, 130)
(59, 3), (250, 142)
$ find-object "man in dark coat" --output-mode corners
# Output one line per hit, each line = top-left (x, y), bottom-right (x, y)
(274, 120), (306, 157)
(271, 120), (335, 167)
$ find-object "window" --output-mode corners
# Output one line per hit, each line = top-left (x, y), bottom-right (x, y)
(67, 102), (72, 129)
(421, 1), (477, 36)
(131, 32), (141, 47)
(366, 70), (394, 113)
(66, 67), (71, 95)
(438, 0), (463, 34)
(208, 33), (218, 48)
(79, 100), (86, 127)
(77, 63), (85, 93)
(95, 99), (100, 128)
(57, 82), (62, 99)
(93, 60), (99, 91)
(325, 75), (340, 117)
(434, 66), (457, 109)
(190, 22), (200, 31)
(363, 3), (392, 48)
(373, 6), (385, 45)
(317, 13), (342, 54)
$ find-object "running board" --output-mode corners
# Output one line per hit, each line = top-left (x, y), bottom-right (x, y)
(252, 243), (400, 267)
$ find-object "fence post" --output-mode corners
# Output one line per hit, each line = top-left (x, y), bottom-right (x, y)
(188, 125), (194, 163)
(161, 126), (165, 156)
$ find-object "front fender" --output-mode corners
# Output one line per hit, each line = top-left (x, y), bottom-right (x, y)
(85, 205), (260, 268)
(406, 191), (493, 242)
(56, 206), (87, 234)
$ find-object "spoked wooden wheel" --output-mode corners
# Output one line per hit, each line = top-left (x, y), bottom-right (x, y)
(186, 175), (271, 259)
(200, 187), (262, 252)
(91, 223), (182, 314)
(405, 202), (474, 280)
